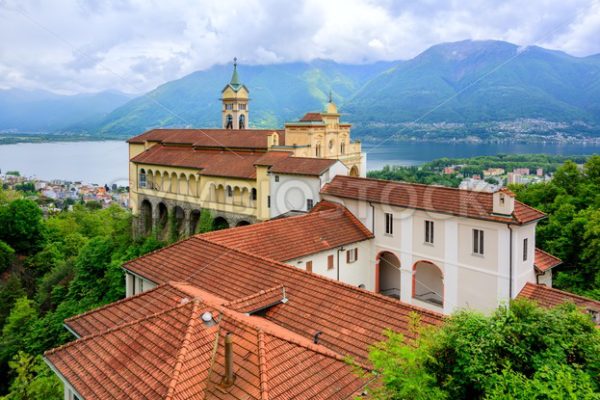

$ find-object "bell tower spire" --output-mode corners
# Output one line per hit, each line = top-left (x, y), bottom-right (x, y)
(221, 57), (249, 129)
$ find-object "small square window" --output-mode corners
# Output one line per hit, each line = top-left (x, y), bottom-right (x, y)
(473, 229), (484, 255)
(274, 175), (279, 182)
(385, 213), (393, 235)
(327, 254), (334, 270)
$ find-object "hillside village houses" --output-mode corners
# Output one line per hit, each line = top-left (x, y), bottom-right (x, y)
(43, 61), (600, 399)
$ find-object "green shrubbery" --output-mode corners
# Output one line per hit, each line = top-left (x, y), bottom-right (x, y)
(365, 300), (600, 399)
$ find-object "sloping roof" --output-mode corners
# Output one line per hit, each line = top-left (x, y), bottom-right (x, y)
(269, 157), (339, 176)
(534, 248), (563, 272)
(518, 282), (600, 313)
(123, 237), (444, 364)
(321, 176), (546, 225)
(131, 146), (267, 179)
(46, 292), (368, 399)
(128, 128), (285, 149)
(201, 203), (373, 262)
(299, 112), (324, 122)
(64, 282), (227, 337)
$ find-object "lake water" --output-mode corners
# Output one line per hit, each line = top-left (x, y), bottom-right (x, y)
(0, 140), (599, 185)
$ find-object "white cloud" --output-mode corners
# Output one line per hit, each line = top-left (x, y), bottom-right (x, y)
(0, 0), (598, 94)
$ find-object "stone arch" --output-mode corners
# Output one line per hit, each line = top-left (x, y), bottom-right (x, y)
(140, 199), (152, 235)
(216, 184), (225, 203)
(146, 169), (154, 190)
(188, 175), (198, 197)
(239, 114), (245, 129)
(162, 171), (170, 192)
(328, 139), (335, 154)
(170, 172), (178, 194)
(233, 186), (243, 206)
(189, 209), (201, 234)
(250, 188), (257, 207)
(349, 166), (359, 177)
(226, 114), (233, 129)
(412, 260), (444, 307)
(173, 206), (185, 237)
(157, 202), (169, 239)
(376, 251), (401, 298)
(153, 170), (163, 191)
(225, 185), (233, 203)
(236, 220), (251, 227)
(139, 168), (147, 188)
(178, 173), (188, 196)
(212, 216), (229, 231)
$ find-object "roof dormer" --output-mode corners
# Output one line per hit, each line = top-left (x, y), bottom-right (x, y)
(493, 187), (515, 216)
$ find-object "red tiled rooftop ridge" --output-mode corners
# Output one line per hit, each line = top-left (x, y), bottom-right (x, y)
(46, 293), (369, 399)
(269, 156), (338, 176)
(534, 248), (562, 272)
(131, 145), (277, 179)
(128, 128), (286, 150)
(299, 112), (324, 122)
(201, 203), (373, 262)
(123, 236), (444, 363)
(321, 175), (546, 225)
(518, 282), (600, 313)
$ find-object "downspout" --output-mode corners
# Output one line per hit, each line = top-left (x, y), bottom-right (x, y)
(507, 224), (514, 301)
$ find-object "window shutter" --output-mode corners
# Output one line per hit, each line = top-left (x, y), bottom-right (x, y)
(346, 250), (350, 263)
(328, 254), (334, 269)
(306, 261), (312, 273)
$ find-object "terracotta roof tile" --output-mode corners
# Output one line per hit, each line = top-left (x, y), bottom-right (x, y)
(201, 204), (373, 262)
(269, 157), (339, 176)
(253, 151), (292, 166)
(46, 297), (368, 399)
(299, 112), (324, 122)
(128, 128), (286, 149)
(534, 248), (562, 272)
(321, 176), (546, 225)
(518, 282), (600, 315)
(131, 146), (267, 179)
(123, 237), (444, 364)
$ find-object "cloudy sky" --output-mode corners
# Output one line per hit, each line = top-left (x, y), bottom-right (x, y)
(1, 0), (599, 94)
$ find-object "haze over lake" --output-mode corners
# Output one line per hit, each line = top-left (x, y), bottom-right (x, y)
(1, 140), (600, 185)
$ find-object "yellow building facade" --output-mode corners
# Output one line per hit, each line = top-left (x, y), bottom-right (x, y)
(128, 61), (364, 237)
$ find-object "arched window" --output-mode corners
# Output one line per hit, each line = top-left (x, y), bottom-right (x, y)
(251, 188), (257, 201)
(328, 139), (334, 150)
(340, 141), (346, 154)
(239, 114), (245, 129)
(315, 144), (321, 157)
(226, 114), (233, 129)
(226, 185), (233, 197)
(139, 169), (146, 188)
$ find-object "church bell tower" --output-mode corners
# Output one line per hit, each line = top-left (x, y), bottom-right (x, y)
(221, 58), (249, 129)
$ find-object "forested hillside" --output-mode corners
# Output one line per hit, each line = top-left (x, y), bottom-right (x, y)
(0, 194), (165, 398)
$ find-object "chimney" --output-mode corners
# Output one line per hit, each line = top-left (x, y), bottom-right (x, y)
(222, 333), (235, 387)
(492, 187), (515, 216)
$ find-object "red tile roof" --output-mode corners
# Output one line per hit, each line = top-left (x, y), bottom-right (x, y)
(534, 248), (562, 272)
(299, 112), (324, 122)
(321, 176), (546, 225)
(269, 157), (339, 176)
(201, 203), (373, 262)
(64, 282), (227, 337)
(46, 293), (368, 399)
(131, 146), (268, 179)
(123, 237), (444, 364)
(518, 282), (600, 314)
(128, 128), (286, 150)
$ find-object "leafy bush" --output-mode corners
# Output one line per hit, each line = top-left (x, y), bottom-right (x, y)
(365, 300), (600, 400)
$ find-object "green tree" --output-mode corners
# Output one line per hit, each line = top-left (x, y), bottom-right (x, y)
(0, 352), (62, 400)
(0, 297), (38, 365)
(0, 275), (25, 328)
(0, 241), (15, 274)
(364, 300), (600, 400)
(0, 199), (44, 254)
(196, 209), (214, 234)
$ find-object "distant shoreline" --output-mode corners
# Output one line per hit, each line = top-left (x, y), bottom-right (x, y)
(2, 132), (600, 146)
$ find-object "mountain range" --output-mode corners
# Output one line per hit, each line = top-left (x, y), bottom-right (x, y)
(3, 40), (600, 139)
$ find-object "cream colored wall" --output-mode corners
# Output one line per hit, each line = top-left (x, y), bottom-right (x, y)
(513, 223), (537, 295)
(255, 165), (271, 221)
(131, 161), (260, 218)
(285, 240), (374, 290)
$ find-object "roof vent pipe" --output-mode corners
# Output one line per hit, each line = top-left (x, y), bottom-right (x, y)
(222, 333), (235, 387)
(313, 331), (323, 344)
